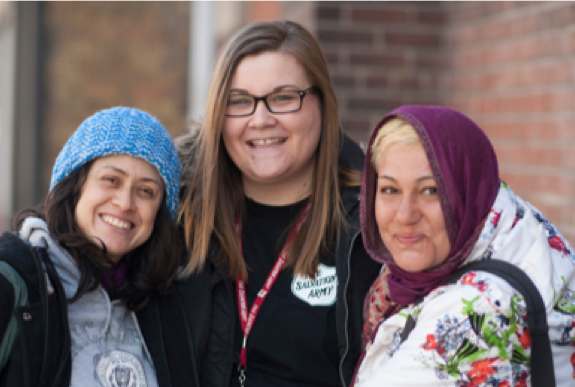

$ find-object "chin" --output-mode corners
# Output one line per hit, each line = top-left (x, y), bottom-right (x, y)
(394, 253), (432, 273)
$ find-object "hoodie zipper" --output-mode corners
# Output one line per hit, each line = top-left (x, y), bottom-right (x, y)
(339, 230), (360, 387)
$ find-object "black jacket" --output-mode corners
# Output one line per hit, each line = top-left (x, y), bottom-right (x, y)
(0, 232), (200, 387)
(177, 137), (382, 387)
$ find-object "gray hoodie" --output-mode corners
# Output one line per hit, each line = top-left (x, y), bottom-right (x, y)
(19, 217), (158, 387)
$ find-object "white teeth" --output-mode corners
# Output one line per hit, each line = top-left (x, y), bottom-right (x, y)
(102, 215), (131, 230)
(250, 138), (285, 147)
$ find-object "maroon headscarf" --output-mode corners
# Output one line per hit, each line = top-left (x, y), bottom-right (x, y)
(360, 106), (499, 306)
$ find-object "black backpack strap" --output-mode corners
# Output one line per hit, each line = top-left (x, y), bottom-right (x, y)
(400, 260), (555, 387)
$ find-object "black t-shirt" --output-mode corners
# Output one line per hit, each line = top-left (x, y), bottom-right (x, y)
(229, 196), (340, 387)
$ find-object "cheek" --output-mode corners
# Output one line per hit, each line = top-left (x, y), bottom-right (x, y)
(222, 123), (244, 165)
(141, 201), (162, 232)
(221, 128), (233, 152)
(74, 193), (91, 230)
(431, 209), (451, 262)
(374, 197), (390, 238)
(222, 119), (243, 146)
(305, 107), (322, 143)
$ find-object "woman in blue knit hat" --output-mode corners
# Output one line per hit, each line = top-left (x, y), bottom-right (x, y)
(0, 107), (199, 387)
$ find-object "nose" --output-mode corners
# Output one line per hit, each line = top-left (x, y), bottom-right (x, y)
(248, 99), (275, 128)
(113, 188), (135, 211)
(396, 193), (420, 224)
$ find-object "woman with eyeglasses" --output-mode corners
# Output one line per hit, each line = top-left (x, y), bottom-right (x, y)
(176, 20), (381, 387)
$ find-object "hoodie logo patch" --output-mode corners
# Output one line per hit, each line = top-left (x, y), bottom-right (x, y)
(291, 263), (338, 306)
(96, 350), (146, 387)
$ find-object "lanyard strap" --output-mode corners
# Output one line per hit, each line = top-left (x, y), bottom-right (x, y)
(235, 201), (311, 381)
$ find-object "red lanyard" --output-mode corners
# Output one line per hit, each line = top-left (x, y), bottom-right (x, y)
(235, 200), (311, 386)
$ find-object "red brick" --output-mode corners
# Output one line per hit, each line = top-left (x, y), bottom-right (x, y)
(416, 11), (446, 24)
(485, 1), (512, 14)
(450, 25), (570, 66)
(415, 54), (446, 68)
(348, 98), (403, 111)
(452, 62), (572, 91)
(316, 6), (340, 21)
(449, 3), (485, 23)
(496, 145), (574, 168)
(450, 5), (575, 43)
(322, 50), (340, 65)
(385, 32), (441, 47)
(41, 2), (189, 194)
(364, 76), (388, 89)
(500, 173), (575, 197)
(350, 53), (405, 67)
(481, 120), (575, 141)
(331, 75), (355, 88)
(351, 9), (409, 23)
(317, 29), (373, 44)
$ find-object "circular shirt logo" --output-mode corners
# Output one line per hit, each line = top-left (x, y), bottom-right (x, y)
(96, 350), (146, 387)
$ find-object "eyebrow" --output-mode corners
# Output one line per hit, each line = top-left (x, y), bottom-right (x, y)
(100, 165), (162, 187)
(229, 85), (301, 94)
(377, 175), (435, 184)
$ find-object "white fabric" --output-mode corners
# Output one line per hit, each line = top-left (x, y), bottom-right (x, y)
(355, 184), (575, 386)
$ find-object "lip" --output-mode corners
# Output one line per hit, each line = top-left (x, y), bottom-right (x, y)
(246, 137), (288, 148)
(394, 233), (425, 245)
(100, 214), (134, 231)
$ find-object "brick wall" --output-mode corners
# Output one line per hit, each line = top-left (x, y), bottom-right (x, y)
(40, 2), (190, 194)
(35, 1), (575, 244)
(315, 1), (447, 149)
(315, 1), (575, 244)
(443, 1), (575, 242)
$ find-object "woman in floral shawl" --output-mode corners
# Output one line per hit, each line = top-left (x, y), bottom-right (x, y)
(354, 105), (575, 386)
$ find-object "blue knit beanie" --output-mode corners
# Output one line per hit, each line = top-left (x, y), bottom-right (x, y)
(50, 107), (181, 219)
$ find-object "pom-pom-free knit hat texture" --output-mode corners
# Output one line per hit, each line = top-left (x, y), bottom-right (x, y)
(50, 107), (181, 219)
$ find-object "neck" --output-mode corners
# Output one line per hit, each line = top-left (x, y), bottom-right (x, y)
(242, 169), (314, 206)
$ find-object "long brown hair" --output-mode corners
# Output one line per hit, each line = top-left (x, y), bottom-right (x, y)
(178, 20), (360, 280)
(13, 161), (181, 311)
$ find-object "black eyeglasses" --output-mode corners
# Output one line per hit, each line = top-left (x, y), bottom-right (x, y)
(225, 87), (317, 117)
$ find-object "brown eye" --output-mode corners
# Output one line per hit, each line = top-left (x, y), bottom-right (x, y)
(422, 187), (438, 196)
(380, 187), (397, 195)
(139, 186), (155, 198)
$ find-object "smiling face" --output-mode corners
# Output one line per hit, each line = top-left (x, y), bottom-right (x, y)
(75, 154), (164, 263)
(374, 143), (451, 272)
(222, 51), (322, 204)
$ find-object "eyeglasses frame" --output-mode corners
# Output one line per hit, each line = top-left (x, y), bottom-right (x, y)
(224, 87), (318, 117)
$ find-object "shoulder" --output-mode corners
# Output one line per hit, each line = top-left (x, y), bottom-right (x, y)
(0, 232), (36, 273)
(0, 233), (34, 333)
(418, 272), (526, 326)
(406, 277), (530, 363)
(358, 280), (531, 386)
(0, 232), (31, 255)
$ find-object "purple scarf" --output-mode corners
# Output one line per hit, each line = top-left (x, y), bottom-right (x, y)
(360, 106), (499, 305)
(100, 259), (128, 289)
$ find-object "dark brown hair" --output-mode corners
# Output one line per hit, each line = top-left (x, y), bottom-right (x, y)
(13, 160), (181, 311)
(177, 20), (361, 280)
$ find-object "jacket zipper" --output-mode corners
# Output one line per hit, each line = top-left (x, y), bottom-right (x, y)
(339, 230), (360, 387)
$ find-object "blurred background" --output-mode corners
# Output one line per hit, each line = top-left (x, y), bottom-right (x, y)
(1, 1), (574, 243)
